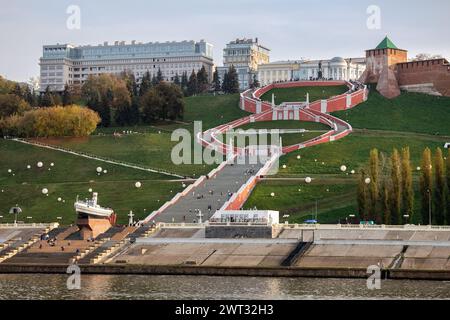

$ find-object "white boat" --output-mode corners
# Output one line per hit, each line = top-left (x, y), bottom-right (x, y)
(74, 193), (114, 219)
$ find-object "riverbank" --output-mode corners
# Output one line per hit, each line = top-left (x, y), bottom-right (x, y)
(1, 264), (450, 281)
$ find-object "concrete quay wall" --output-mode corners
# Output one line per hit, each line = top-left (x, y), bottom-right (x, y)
(1, 264), (450, 281)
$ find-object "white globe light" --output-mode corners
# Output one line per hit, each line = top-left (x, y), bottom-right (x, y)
(282, 165), (287, 169)
(365, 178), (371, 184)
(7, 169), (12, 173)
(416, 167), (421, 171)
(103, 170), (108, 174)
(305, 177), (312, 184)
(37, 162), (43, 168)
(340, 165), (347, 172)
(42, 188), (49, 195)
(88, 188), (93, 193)
(135, 182), (142, 188)
(297, 155), (301, 160)
(351, 170), (355, 174)
(270, 192), (275, 197)
(57, 197), (62, 202)
(27, 165), (31, 169)
(182, 184), (186, 188)
(96, 167), (103, 173)
(50, 163), (55, 167)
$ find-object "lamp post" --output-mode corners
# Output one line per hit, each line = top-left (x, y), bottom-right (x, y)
(427, 189), (432, 226)
(403, 215), (410, 226)
(9, 206), (22, 226)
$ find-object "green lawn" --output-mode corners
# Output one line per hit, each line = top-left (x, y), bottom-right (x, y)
(260, 85), (348, 105)
(184, 94), (250, 130)
(244, 179), (356, 224)
(277, 132), (445, 176)
(333, 91), (450, 136)
(33, 133), (216, 178)
(0, 139), (184, 224)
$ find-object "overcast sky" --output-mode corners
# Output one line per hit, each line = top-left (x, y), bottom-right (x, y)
(1, 0), (449, 82)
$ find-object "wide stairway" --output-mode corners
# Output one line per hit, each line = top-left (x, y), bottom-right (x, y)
(155, 156), (265, 223)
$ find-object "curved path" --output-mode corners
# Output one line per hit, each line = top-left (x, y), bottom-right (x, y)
(143, 81), (368, 223)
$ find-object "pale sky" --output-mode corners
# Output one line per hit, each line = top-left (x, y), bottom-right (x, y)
(1, 0), (449, 82)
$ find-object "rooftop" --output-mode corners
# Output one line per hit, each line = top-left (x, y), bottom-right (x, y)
(375, 36), (400, 50)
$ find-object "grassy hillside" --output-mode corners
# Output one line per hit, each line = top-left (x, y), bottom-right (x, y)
(260, 85), (348, 105)
(184, 94), (250, 130)
(333, 91), (450, 136)
(278, 132), (445, 176)
(0, 139), (183, 225)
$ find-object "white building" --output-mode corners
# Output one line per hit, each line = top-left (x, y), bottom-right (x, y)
(217, 38), (270, 91)
(257, 61), (301, 86)
(39, 40), (214, 92)
(210, 210), (279, 225)
(293, 57), (366, 81)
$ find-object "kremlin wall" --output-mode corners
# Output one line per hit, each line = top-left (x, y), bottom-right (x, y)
(360, 37), (450, 98)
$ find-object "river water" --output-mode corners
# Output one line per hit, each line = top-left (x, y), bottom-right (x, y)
(0, 274), (449, 300)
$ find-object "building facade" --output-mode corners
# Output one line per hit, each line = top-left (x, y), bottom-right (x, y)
(257, 61), (301, 86)
(217, 38), (270, 91)
(293, 57), (366, 82)
(39, 40), (214, 92)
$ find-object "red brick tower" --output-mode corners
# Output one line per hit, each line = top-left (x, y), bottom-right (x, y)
(360, 37), (408, 99)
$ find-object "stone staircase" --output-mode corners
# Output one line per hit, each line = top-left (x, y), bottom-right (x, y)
(55, 226), (79, 240)
(69, 238), (109, 264)
(0, 227), (53, 263)
(90, 239), (130, 264)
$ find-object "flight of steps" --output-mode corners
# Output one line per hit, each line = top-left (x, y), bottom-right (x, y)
(54, 226), (79, 240)
(90, 239), (129, 264)
(128, 225), (159, 242)
(0, 227), (53, 263)
(69, 238), (109, 264)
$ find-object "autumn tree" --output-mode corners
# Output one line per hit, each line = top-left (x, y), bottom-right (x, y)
(446, 149), (450, 224)
(433, 148), (446, 225)
(420, 148), (433, 225)
(368, 149), (380, 222)
(401, 147), (414, 223)
(0, 94), (30, 118)
(380, 179), (391, 225)
(0, 105), (100, 137)
(390, 149), (402, 225)
(357, 169), (369, 220)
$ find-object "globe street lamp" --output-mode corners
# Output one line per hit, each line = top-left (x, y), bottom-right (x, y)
(9, 206), (22, 226)
(427, 189), (432, 226)
(403, 215), (410, 225)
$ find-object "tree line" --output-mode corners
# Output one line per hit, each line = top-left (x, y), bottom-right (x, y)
(0, 76), (99, 137)
(357, 147), (450, 225)
(81, 72), (184, 127)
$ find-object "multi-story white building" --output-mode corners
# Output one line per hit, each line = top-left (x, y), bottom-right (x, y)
(39, 40), (214, 92)
(257, 61), (301, 86)
(293, 57), (366, 81)
(217, 38), (270, 91)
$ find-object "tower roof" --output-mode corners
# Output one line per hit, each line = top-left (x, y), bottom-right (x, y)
(375, 36), (398, 50)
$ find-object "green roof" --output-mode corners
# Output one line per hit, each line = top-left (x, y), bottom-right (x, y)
(375, 36), (398, 50)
